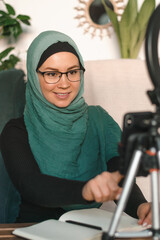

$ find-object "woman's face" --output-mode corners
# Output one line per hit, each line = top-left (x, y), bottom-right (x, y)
(37, 52), (81, 108)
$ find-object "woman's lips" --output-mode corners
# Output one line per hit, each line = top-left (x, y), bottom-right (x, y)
(54, 92), (71, 99)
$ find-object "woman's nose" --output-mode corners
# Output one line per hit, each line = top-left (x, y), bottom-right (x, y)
(57, 73), (70, 88)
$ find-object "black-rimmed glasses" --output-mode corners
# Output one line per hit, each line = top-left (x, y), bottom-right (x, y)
(37, 69), (85, 84)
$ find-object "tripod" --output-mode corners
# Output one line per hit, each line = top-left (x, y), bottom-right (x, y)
(102, 113), (160, 240)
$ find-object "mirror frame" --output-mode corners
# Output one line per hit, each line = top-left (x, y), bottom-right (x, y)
(74, 0), (124, 39)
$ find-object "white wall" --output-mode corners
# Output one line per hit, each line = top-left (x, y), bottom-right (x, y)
(0, 0), (160, 68)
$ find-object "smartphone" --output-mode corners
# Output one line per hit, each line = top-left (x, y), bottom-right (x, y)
(118, 111), (154, 175)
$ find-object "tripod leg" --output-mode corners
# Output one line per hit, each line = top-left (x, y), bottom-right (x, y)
(150, 169), (160, 231)
(150, 155), (160, 240)
(102, 149), (143, 240)
(146, 146), (160, 239)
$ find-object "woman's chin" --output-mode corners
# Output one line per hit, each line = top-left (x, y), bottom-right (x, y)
(51, 100), (70, 108)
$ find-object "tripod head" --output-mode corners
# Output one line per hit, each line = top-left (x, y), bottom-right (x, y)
(119, 4), (160, 176)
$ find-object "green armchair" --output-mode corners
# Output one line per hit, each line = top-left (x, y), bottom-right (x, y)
(0, 68), (26, 223)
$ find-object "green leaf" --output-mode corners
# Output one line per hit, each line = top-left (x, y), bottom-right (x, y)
(3, 18), (18, 26)
(2, 21), (22, 39)
(137, 0), (155, 31)
(9, 54), (20, 65)
(19, 19), (30, 25)
(0, 16), (7, 25)
(120, 0), (138, 28)
(102, 0), (120, 44)
(17, 14), (30, 21)
(129, 20), (140, 56)
(2, 25), (13, 36)
(130, 27), (147, 58)
(0, 59), (14, 70)
(0, 10), (9, 16)
(119, 29), (130, 58)
(9, 54), (20, 60)
(0, 53), (20, 71)
(17, 15), (31, 25)
(12, 22), (22, 38)
(119, 0), (138, 58)
(5, 3), (16, 16)
(128, 0), (155, 58)
(0, 47), (14, 61)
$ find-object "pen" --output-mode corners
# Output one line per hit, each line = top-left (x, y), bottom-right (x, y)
(66, 220), (102, 230)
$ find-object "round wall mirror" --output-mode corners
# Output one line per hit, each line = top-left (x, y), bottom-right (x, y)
(74, 0), (124, 39)
(89, 0), (114, 25)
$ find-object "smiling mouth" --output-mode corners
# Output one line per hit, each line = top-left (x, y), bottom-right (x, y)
(54, 92), (71, 99)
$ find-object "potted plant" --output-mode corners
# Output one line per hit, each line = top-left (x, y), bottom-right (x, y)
(102, 0), (155, 58)
(0, 0), (31, 70)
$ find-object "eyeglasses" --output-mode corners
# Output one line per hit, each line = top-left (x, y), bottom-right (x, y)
(37, 69), (85, 84)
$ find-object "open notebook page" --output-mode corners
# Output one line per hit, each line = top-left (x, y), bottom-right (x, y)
(59, 208), (148, 232)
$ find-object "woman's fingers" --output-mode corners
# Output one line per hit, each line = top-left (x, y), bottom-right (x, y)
(86, 177), (103, 202)
(137, 202), (152, 227)
(111, 171), (124, 183)
(91, 174), (116, 202)
(82, 171), (123, 202)
(97, 172), (121, 201)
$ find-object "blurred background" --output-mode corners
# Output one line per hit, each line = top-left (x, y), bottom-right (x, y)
(0, 0), (160, 70)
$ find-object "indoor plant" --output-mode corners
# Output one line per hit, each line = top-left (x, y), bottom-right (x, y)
(0, 0), (31, 70)
(102, 0), (155, 58)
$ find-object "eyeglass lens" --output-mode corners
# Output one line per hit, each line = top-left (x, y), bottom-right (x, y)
(44, 69), (82, 83)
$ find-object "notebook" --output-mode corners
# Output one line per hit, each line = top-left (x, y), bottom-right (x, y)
(13, 208), (152, 240)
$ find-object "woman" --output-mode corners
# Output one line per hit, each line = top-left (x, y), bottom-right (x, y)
(0, 30), (151, 225)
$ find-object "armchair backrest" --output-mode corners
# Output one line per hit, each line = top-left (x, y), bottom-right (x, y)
(0, 68), (26, 223)
(84, 59), (154, 128)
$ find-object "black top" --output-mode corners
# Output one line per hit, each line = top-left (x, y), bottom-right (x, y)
(0, 117), (147, 223)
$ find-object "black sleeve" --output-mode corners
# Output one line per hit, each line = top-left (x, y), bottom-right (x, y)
(107, 157), (147, 218)
(0, 117), (88, 208)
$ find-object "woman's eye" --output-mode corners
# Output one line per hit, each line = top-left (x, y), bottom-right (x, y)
(46, 72), (57, 77)
(69, 70), (77, 75)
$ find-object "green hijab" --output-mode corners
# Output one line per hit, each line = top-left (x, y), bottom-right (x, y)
(24, 31), (88, 179)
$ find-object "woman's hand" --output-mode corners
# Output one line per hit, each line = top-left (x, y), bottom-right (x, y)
(137, 202), (152, 227)
(82, 171), (123, 203)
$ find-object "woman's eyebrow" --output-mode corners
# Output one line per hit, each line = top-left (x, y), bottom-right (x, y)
(67, 65), (80, 70)
(43, 67), (58, 71)
(43, 65), (80, 71)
